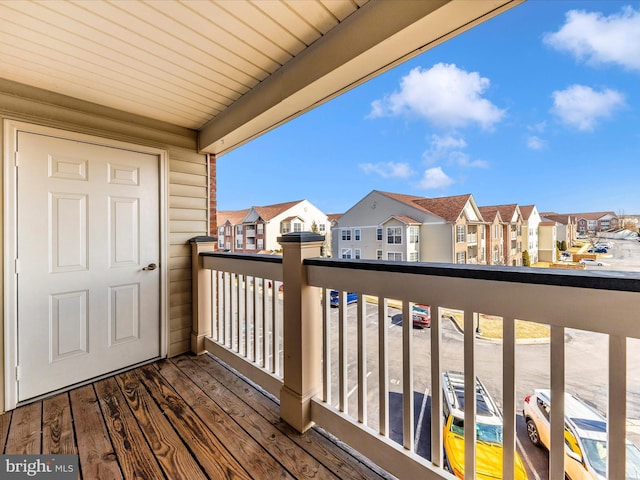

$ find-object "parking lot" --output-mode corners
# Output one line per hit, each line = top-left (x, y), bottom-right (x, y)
(325, 237), (640, 479)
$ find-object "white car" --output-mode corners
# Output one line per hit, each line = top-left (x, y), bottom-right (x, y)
(579, 258), (605, 266)
(523, 390), (640, 479)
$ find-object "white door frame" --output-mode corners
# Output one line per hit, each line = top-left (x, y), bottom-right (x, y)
(3, 120), (168, 411)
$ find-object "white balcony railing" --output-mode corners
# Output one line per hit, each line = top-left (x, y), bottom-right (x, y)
(192, 234), (640, 480)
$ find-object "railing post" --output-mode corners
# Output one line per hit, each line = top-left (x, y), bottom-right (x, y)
(190, 236), (217, 355)
(278, 232), (324, 433)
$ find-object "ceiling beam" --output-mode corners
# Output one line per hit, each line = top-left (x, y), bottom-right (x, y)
(198, 0), (524, 156)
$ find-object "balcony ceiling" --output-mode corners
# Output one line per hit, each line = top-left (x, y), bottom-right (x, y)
(0, 0), (522, 155)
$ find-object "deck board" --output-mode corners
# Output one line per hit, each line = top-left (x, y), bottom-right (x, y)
(0, 354), (393, 480)
(42, 393), (76, 455)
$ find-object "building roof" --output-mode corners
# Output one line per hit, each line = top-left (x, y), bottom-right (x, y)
(377, 190), (477, 223)
(519, 205), (536, 220)
(541, 213), (574, 225)
(496, 204), (520, 223)
(478, 206), (501, 223)
(413, 194), (476, 223)
(218, 209), (250, 226)
(384, 215), (421, 225)
(252, 200), (304, 221)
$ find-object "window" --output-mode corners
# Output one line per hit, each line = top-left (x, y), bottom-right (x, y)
(456, 251), (466, 264)
(387, 252), (402, 261)
(341, 229), (352, 241)
(257, 224), (264, 234)
(226, 226), (231, 235)
(517, 225), (522, 235)
(218, 237), (224, 248)
(293, 222), (302, 232)
(257, 239), (264, 249)
(218, 227), (224, 237)
(376, 249), (383, 260)
(377, 228), (382, 241)
(456, 225), (466, 243)
(236, 225), (243, 235)
(318, 223), (326, 233)
(281, 223), (290, 234)
(387, 226), (402, 244)
(236, 239), (243, 249)
(409, 252), (419, 262)
(493, 225), (499, 238)
(354, 248), (361, 259)
(409, 226), (419, 244)
(354, 228), (361, 241)
(341, 248), (352, 259)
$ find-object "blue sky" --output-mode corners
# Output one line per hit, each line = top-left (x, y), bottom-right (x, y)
(218, 1), (640, 216)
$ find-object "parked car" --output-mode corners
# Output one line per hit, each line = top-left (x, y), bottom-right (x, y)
(329, 290), (357, 307)
(411, 303), (431, 328)
(442, 371), (528, 479)
(579, 258), (605, 266)
(587, 248), (608, 254)
(523, 389), (640, 479)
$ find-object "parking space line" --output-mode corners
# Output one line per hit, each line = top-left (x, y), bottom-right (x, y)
(517, 434), (541, 480)
(414, 386), (430, 447)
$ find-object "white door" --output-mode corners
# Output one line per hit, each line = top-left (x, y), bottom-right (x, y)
(16, 131), (161, 401)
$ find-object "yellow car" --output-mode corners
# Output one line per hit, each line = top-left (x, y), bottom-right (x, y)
(442, 371), (528, 479)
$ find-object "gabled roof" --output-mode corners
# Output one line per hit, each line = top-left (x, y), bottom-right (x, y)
(281, 215), (304, 222)
(413, 194), (477, 223)
(541, 213), (574, 225)
(218, 209), (250, 226)
(478, 206), (502, 223)
(252, 200), (304, 221)
(376, 190), (479, 223)
(520, 205), (537, 220)
(496, 204), (520, 223)
(327, 213), (343, 222)
(382, 215), (421, 225)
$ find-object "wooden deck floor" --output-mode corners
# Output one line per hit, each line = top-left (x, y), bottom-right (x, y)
(0, 354), (393, 480)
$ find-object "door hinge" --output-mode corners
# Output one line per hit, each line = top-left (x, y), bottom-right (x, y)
(14, 151), (19, 167)
(16, 366), (20, 381)
(14, 258), (19, 274)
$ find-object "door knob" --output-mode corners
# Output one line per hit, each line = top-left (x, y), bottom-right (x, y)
(143, 263), (157, 271)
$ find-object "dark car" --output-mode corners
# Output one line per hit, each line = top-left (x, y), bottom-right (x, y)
(329, 290), (358, 307)
(587, 248), (608, 253)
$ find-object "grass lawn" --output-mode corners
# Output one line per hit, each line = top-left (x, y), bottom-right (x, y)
(444, 310), (550, 340)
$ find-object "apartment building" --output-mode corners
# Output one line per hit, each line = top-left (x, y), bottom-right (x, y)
(218, 199), (329, 254)
(333, 190), (485, 264)
(478, 206), (504, 265)
(538, 220), (558, 263)
(542, 211), (618, 235)
(479, 204), (523, 266)
(520, 205), (541, 264)
(540, 213), (577, 247)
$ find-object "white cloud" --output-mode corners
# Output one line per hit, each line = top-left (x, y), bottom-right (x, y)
(368, 63), (505, 129)
(422, 134), (488, 168)
(526, 136), (546, 150)
(544, 6), (640, 71)
(359, 161), (413, 179)
(551, 84), (625, 131)
(416, 167), (454, 190)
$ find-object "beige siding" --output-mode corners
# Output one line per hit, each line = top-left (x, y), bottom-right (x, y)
(0, 92), (209, 409)
(422, 224), (454, 262)
(167, 148), (208, 357)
